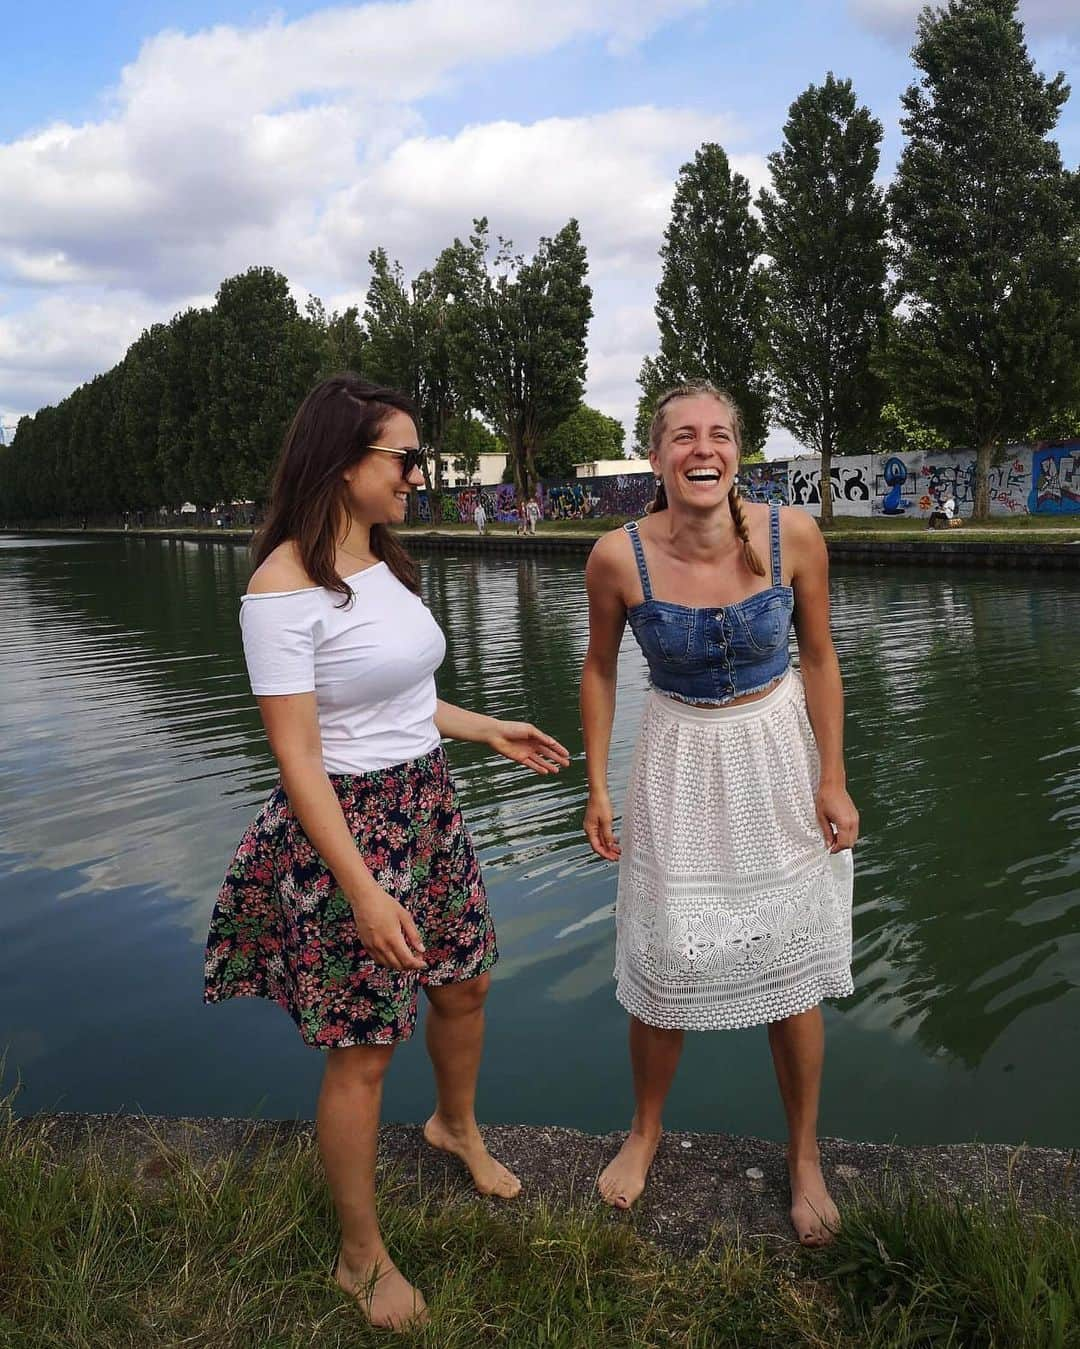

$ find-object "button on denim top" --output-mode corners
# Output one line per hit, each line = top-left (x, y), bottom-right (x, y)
(624, 503), (794, 706)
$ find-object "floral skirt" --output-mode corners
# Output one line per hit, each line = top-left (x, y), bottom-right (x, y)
(204, 747), (497, 1047)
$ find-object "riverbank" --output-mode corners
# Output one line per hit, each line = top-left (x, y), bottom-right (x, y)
(6, 518), (1080, 568)
(5, 1109), (1077, 1347)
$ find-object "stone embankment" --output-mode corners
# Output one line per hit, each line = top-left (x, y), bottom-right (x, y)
(26, 1113), (1078, 1253)
(7, 525), (1080, 568)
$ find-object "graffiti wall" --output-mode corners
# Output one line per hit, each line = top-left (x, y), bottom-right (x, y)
(415, 441), (1080, 522)
(1029, 446), (1080, 515)
(741, 462), (789, 505)
(788, 457), (874, 516)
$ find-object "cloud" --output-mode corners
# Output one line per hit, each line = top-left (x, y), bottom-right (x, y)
(849, 0), (1080, 44)
(0, 0), (775, 446)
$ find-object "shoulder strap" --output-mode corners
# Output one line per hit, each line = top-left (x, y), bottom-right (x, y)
(622, 519), (653, 602)
(769, 504), (782, 587)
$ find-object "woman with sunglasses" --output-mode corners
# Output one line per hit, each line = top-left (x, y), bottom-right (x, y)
(204, 374), (569, 1330)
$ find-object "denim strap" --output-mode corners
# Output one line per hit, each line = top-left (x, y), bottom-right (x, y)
(769, 503), (782, 587)
(622, 520), (653, 602)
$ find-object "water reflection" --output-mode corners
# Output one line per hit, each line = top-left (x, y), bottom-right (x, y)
(0, 535), (1077, 1143)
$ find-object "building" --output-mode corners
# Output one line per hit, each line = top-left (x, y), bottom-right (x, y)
(574, 457), (651, 479)
(446, 452), (509, 487)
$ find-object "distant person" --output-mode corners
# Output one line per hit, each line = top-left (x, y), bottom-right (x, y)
(516, 499), (527, 536)
(525, 498), (541, 535)
(473, 502), (487, 535)
(204, 374), (569, 1331)
(580, 381), (857, 1247)
(927, 494), (958, 530)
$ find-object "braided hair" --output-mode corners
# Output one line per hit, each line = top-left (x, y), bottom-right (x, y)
(646, 381), (766, 578)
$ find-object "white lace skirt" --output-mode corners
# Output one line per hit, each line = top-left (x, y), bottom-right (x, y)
(614, 671), (854, 1030)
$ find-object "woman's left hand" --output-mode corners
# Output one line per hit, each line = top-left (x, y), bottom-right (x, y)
(487, 721), (572, 775)
(816, 783), (859, 853)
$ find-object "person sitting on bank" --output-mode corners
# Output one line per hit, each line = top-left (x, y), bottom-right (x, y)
(927, 495), (958, 529)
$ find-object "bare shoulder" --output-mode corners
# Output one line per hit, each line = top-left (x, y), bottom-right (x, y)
(585, 524), (634, 594)
(779, 506), (827, 573)
(245, 540), (314, 595)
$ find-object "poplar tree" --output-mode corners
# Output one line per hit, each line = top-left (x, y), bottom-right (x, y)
(889, 0), (1080, 518)
(758, 75), (888, 523)
(363, 248), (459, 493)
(636, 143), (769, 454)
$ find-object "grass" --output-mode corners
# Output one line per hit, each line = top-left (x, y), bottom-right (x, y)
(2, 1103), (1078, 1348)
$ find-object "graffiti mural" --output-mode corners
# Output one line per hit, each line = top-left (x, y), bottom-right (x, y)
(788, 457), (873, 516)
(414, 446), (1069, 522)
(741, 462), (788, 506)
(872, 451), (1027, 517)
(1029, 444), (1080, 514)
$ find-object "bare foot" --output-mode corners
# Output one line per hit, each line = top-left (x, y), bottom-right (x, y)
(597, 1128), (661, 1209)
(788, 1155), (840, 1247)
(423, 1114), (522, 1198)
(336, 1249), (428, 1330)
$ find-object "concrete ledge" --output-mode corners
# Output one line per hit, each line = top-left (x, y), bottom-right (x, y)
(5, 526), (1079, 567)
(19, 1113), (1078, 1253)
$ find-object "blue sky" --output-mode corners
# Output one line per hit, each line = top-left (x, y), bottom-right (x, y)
(1, 0), (1078, 454)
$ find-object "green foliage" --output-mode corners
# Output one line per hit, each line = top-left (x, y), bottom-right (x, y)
(0, 269), (339, 519)
(636, 143), (770, 455)
(442, 414), (498, 478)
(438, 217), (592, 498)
(538, 403), (625, 479)
(3, 1103), (1077, 1349)
(872, 399), (951, 456)
(888, 0), (1080, 517)
(758, 74), (888, 521)
(362, 247), (461, 491)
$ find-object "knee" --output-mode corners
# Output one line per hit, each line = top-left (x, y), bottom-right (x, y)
(428, 971), (490, 1017)
(324, 1043), (395, 1090)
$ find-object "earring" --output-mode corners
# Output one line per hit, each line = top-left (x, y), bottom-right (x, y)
(733, 473), (741, 487)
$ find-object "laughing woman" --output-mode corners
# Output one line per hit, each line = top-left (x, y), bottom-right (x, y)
(580, 382), (857, 1246)
(204, 375), (569, 1330)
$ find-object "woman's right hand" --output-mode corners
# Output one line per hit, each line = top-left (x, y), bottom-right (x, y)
(583, 790), (621, 861)
(350, 888), (427, 971)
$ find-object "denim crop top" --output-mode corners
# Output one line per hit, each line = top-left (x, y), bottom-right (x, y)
(624, 504), (794, 706)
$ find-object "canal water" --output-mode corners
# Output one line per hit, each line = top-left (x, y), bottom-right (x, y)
(0, 534), (1077, 1146)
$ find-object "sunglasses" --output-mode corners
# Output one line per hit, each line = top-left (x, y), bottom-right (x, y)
(368, 444), (425, 476)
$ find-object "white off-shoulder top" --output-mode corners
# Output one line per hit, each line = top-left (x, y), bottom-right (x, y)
(239, 562), (446, 774)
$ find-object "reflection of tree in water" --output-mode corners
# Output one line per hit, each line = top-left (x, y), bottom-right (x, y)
(833, 567), (1080, 1067)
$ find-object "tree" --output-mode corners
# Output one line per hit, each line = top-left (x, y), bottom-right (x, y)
(758, 75), (888, 523)
(872, 399), (950, 456)
(636, 143), (769, 455)
(440, 218), (592, 498)
(889, 0), (1080, 518)
(363, 248), (463, 495)
(305, 297), (366, 377)
(208, 267), (322, 504)
(443, 414), (497, 478)
(538, 403), (625, 479)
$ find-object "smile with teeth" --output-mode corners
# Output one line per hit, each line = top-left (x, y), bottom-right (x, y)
(685, 469), (722, 483)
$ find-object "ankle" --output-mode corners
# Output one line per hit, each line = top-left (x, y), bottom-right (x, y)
(629, 1118), (663, 1144)
(429, 1110), (479, 1137)
(339, 1241), (391, 1272)
(787, 1144), (822, 1169)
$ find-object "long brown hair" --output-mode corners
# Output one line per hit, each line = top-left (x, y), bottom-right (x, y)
(646, 380), (765, 578)
(253, 373), (420, 601)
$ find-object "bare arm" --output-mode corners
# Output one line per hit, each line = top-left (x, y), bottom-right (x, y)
(788, 510), (859, 852)
(580, 535), (629, 860)
(257, 693), (427, 969)
(435, 699), (570, 775)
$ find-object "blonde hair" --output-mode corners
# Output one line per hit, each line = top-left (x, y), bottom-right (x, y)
(646, 381), (765, 577)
